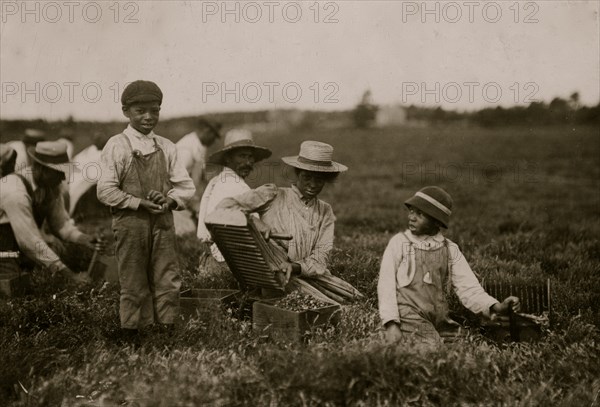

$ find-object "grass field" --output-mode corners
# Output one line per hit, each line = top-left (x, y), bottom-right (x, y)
(1, 123), (599, 406)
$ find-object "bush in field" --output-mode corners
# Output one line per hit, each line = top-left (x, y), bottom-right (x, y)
(352, 90), (378, 128)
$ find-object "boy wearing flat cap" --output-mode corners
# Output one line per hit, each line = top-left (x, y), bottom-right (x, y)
(378, 186), (520, 345)
(98, 80), (195, 337)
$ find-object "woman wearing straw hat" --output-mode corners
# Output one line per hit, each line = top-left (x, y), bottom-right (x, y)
(217, 141), (362, 303)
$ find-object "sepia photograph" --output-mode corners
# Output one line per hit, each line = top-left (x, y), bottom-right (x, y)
(1, 1), (599, 405)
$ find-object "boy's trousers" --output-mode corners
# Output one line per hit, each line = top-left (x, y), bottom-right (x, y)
(113, 210), (180, 329)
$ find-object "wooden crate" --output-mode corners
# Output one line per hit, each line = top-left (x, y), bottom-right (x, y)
(480, 316), (544, 343)
(252, 300), (341, 342)
(482, 279), (550, 315)
(179, 289), (239, 319)
(480, 278), (551, 342)
(0, 272), (31, 297)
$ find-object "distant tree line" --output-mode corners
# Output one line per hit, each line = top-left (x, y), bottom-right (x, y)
(402, 92), (599, 127)
(470, 93), (599, 127)
(1, 93), (598, 141)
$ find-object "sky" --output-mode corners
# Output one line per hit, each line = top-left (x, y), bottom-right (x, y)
(1, 0), (599, 120)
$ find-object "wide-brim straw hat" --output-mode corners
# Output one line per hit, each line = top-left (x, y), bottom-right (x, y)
(209, 129), (272, 165)
(282, 141), (348, 173)
(404, 186), (453, 228)
(27, 140), (79, 180)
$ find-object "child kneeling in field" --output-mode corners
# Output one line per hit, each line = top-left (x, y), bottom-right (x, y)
(377, 186), (520, 344)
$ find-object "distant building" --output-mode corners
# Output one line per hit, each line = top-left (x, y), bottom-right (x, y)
(375, 105), (407, 127)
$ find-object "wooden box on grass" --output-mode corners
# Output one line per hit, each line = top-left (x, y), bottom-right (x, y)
(252, 300), (341, 342)
(0, 272), (31, 297)
(179, 289), (239, 319)
(480, 278), (551, 342)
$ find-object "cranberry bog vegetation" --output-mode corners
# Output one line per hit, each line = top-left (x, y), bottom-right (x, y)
(1, 124), (599, 406)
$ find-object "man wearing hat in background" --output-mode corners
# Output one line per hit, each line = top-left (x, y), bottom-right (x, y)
(173, 118), (222, 235)
(98, 80), (195, 338)
(196, 128), (271, 274)
(7, 128), (46, 173)
(176, 118), (222, 196)
(0, 141), (100, 291)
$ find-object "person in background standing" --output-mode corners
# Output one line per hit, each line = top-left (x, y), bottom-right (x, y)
(176, 118), (222, 200)
(173, 118), (222, 234)
(69, 132), (111, 216)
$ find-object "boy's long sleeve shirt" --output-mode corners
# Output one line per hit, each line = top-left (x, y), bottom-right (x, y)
(378, 230), (498, 327)
(97, 125), (195, 210)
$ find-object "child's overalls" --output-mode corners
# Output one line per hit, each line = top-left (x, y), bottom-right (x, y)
(396, 233), (463, 343)
(112, 135), (180, 329)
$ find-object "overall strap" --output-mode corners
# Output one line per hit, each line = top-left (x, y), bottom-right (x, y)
(152, 137), (161, 150)
(13, 173), (45, 227)
(14, 173), (34, 199)
(443, 238), (452, 294)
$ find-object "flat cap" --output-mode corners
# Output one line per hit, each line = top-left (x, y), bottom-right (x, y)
(121, 80), (163, 106)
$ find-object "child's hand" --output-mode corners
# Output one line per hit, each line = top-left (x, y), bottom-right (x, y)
(140, 199), (164, 214)
(147, 190), (167, 205)
(384, 322), (403, 343)
(491, 296), (521, 315)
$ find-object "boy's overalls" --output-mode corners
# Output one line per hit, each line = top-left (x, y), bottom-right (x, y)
(112, 135), (180, 329)
(397, 233), (463, 343)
